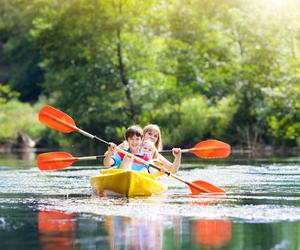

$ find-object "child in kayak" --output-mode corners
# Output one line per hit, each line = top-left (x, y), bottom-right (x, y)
(103, 125), (151, 172)
(140, 139), (166, 176)
(140, 139), (158, 160)
(143, 124), (181, 173)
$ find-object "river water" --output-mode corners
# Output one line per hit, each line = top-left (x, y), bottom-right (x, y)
(0, 151), (299, 249)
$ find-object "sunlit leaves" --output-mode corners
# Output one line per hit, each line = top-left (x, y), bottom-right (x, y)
(1, 0), (300, 148)
(0, 83), (19, 104)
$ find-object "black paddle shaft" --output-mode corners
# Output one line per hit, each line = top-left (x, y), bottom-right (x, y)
(94, 136), (110, 146)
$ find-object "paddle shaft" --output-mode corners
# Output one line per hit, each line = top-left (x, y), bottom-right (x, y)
(45, 146), (227, 164)
(42, 111), (109, 144)
(161, 147), (227, 153)
(42, 155), (103, 163)
(43, 147), (220, 164)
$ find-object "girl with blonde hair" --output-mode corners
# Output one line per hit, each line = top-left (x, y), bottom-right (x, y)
(140, 139), (159, 160)
(143, 124), (181, 174)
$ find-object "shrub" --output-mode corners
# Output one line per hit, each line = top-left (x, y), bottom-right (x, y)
(0, 100), (46, 142)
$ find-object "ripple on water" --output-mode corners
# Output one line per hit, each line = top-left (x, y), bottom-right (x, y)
(0, 163), (300, 223)
(33, 195), (300, 223)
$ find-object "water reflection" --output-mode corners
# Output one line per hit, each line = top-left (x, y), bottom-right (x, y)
(38, 210), (76, 250)
(15, 150), (36, 162)
(1, 204), (299, 250)
(103, 215), (232, 250)
(193, 219), (232, 248)
(104, 216), (163, 249)
(0, 150), (37, 167)
(37, 208), (232, 249)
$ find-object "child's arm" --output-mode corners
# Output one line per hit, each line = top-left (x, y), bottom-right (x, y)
(103, 143), (117, 167)
(171, 148), (182, 173)
(156, 148), (181, 173)
(120, 155), (133, 170)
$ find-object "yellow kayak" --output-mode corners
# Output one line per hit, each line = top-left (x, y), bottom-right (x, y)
(90, 169), (167, 197)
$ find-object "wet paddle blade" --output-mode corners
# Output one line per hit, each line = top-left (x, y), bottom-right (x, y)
(37, 152), (77, 170)
(189, 180), (225, 194)
(190, 140), (231, 158)
(39, 105), (77, 133)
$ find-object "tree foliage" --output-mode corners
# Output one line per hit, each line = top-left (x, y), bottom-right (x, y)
(0, 0), (299, 148)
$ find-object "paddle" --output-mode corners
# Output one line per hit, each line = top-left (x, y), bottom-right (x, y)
(160, 140), (230, 158)
(37, 152), (106, 170)
(38, 152), (165, 171)
(38, 105), (225, 194)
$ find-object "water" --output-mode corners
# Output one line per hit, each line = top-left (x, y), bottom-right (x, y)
(0, 152), (300, 249)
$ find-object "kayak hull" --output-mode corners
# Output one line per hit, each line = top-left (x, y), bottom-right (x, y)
(90, 169), (167, 197)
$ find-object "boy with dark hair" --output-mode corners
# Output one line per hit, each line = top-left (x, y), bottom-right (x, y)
(103, 125), (151, 171)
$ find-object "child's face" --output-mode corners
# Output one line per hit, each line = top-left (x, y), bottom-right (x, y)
(141, 144), (155, 156)
(144, 130), (159, 144)
(127, 135), (142, 153)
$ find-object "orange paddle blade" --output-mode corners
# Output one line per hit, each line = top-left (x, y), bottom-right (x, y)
(189, 180), (225, 195)
(39, 105), (77, 133)
(37, 152), (77, 170)
(190, 140), (231, 158)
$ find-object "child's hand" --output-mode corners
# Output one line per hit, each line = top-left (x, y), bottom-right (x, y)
(172, 148), (181, 157)
(120, 155), (133, 170)
(107, 143), (116, 155)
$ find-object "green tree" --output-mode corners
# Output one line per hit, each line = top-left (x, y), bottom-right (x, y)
(0, 0), (44, 102)
(0, 0), (296, 149)
(31, 0), (174, 143)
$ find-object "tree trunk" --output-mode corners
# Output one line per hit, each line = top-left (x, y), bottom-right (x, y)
(116, 28), (138, 120)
